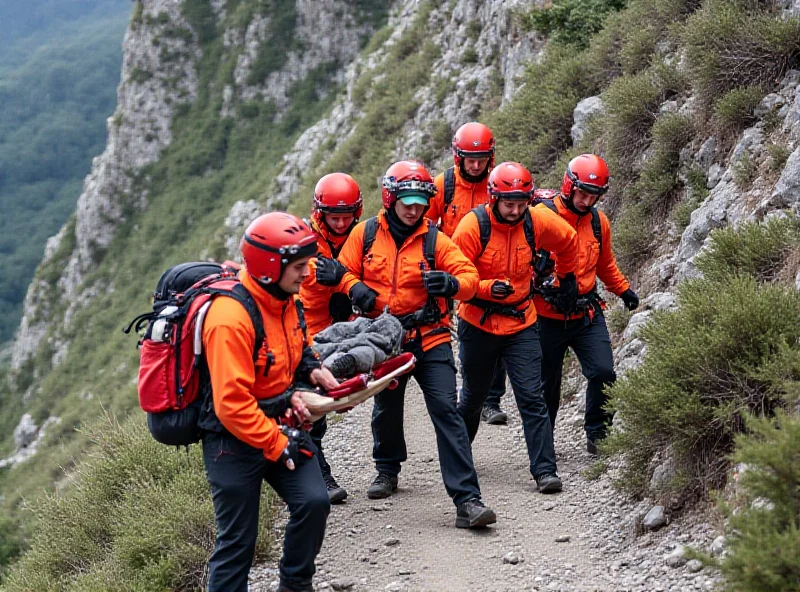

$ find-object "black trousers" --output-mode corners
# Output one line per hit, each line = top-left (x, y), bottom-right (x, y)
(538, 313), (616, 440)
(371, 341), (482, 506)
(310, 416), (331, 478)
(457, 320), (557, 478)
(482, 362), (508, 408)
(203, 431), (330, 592)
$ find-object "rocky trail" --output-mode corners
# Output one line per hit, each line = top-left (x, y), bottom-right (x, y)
(251, 368), (725, 592)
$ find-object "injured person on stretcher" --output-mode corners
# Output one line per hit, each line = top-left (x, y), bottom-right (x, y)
(292, 312), (416, 422)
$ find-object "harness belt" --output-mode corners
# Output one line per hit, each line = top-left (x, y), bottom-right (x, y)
(466, 294), (531, 326)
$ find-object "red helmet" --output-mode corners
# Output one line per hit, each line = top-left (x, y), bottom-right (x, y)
(488, 162), (535, 203)
(531, 187), (558, 205)
(452, 122), (495, 181)
(561, 154), (610, 200)
(240, 212), (317, 285)
(311, 172), (362, 234)
(381, 160), (437, 209)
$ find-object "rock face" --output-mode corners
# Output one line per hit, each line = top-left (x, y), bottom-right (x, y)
(571, 96), (603, 145)
(0, 414), (61, 469)
(12, 0), (202, 371)
(222, 0), (543, 254)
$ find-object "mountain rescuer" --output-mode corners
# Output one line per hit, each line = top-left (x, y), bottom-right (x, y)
(300, 172), (363, 505)
(533, 154), (639, 454)
(426, 122), (510, 426)
(199, 212), (339, 592)
(319, 160), (497, 528)
(452, 162), (579, 493)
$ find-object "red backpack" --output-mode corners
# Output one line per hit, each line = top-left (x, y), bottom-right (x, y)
(125, 262), (265, 446)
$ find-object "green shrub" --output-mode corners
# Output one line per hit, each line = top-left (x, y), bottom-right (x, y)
(130, 1), (144, 28)
(636, 113), (694, 215)
(613, 202), (654, 269)
(717, 411), (800, 592)
(607, 306), (634, 335)
(682, 2), (800, 111)
(602, 65), (681, 174)
(460, 47), (478, 65)
(607, 276), (800, 496)
(523, 0), (628, 48)
(491, 44), (600, 174)
(714, 85), (763, 136)
(733, 150), (757, 190)
(1, 416), (276, 591)
(695, 217), (800, 283)
(767, 143), (790, 174)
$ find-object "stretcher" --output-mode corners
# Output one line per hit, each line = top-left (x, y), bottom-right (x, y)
(292, 352), (416, 423)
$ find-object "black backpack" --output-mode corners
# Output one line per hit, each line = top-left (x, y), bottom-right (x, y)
(125, 261), (267, 447)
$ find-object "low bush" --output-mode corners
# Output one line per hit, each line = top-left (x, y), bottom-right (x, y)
(767, 143), (791, 174)
(714, 86), (763, 137)
(716, 410), (800, 592)
(491, 45), (600, 175)
(1, 416), (276, 591)
(607, 275), (800, 497)
(732, 151), (757, 191)
(695, 217), (800, 283)
(636, 113), (694, 215)
(682, 1), (800, 112)
(522, 0), (627, 48)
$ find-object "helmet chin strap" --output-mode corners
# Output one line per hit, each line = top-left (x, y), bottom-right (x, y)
(562, 192), (592, 216)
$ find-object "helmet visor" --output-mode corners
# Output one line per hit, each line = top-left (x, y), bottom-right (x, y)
(398, 193), (430, 206)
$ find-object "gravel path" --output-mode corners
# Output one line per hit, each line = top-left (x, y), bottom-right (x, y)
(250, 365), (725, 592)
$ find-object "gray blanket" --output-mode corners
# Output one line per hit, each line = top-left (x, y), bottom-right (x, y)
(313, 313), (405, 375)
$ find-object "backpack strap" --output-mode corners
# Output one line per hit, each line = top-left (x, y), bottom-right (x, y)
(522, 208), (537, 266)
(590, 207), (603, 252)
(443, 166), (456, 213)
(227, 283), (265, 363)
(541, 199), (558, 215)
(362, 216), (379, 260)
(472, 206), (492, 257)
(294, 298), (308, 341)
(423, 219), (438, 270)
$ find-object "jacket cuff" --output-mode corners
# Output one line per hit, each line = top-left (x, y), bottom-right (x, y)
(295, 345), (323, 384)
(263, 432), (289, 462)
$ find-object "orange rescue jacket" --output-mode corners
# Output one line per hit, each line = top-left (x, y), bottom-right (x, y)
(338, 211), (479, 351)
(202, 271), (310, 461)
(534, 196), (630, 320)
(427, 166), (490, 237)
(452, 204), (579, 335)
(300, 219), (349, 341)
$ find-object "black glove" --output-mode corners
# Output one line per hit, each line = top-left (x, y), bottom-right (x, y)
(315, 256), (347, 287)
(551, 272), (578, 316)
(621, 288), (639, 311)
(328, 292), (353, 323)
(490, 280), (515, 300)
(349, 281), (378, 313)
(424, 271), (460, 297)
(278, 426), (315, 470)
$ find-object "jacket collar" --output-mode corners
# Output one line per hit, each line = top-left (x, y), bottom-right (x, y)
(239, 269), (291, 315)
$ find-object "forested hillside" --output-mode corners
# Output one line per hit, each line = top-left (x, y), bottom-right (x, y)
(0, 0), (128, 343)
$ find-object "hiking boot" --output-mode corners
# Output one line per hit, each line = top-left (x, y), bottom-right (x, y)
(455, 498), (497, 529)
(324, 473), (348, 504)
(367, 472), (398, 499)
(587, 435), (604, 455)
(535, 473), (563, 494)
(481, 405), (508, 425)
